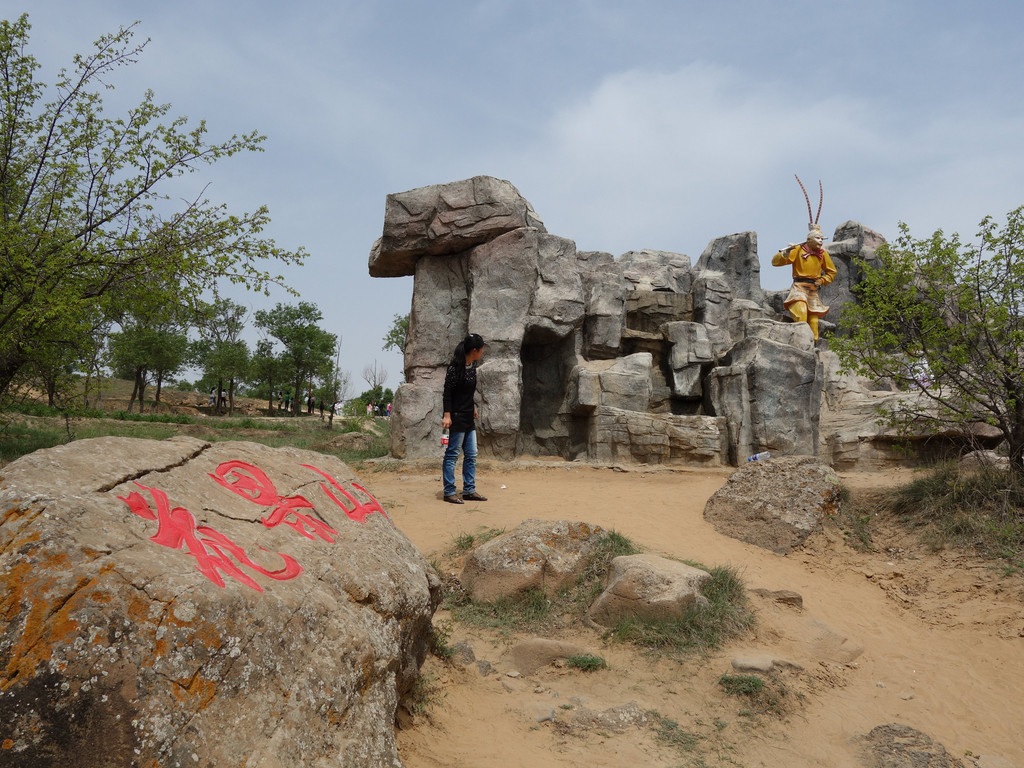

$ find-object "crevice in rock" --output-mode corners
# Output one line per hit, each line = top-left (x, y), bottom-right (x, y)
(95, 441), (213, 494)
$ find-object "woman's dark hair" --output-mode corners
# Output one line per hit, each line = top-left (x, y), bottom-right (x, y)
(449, 333), (486, 367)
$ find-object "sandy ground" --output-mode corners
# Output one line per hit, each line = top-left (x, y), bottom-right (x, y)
(358, 459), (1024, 768)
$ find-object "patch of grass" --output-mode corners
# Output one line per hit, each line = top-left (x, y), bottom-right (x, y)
(648, 711), (700, 753)
(451, 588), (553, 632)
(448, 526), (506, 555)
(429, 618), (456, 662)
(110, 410), (195, 424)
(407, 672), (446, 716)
(0, 422), (66, 464)
(608, 564), (755, 657)
(718, 673), (795, 718)
(566, 653), (607, 672)
(718, 674), (765, 696)
(880, 463), (1024, 568)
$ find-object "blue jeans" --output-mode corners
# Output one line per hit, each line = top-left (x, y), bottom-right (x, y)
(442, 429), (477, 497)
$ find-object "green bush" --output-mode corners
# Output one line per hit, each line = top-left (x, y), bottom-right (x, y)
(880, 463), (1024, 568)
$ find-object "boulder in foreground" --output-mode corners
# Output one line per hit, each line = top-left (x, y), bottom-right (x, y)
(703, 456), (841, 554)
(0, 437), (440, 767)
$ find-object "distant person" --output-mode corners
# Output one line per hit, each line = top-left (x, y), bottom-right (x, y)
(441, 333), (488, 504)
(318, 399), (325, 419)
(386, 401), (392, 418)
(208, 387), (215, 407)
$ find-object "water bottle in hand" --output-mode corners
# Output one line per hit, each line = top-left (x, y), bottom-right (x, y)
(441, 428), (450, 450)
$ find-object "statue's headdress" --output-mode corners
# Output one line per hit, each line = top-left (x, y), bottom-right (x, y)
(795, 174), (823, 238)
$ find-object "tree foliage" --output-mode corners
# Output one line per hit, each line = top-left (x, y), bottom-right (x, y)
(831, 206), (1024, 469)
(253, 302), (336, 415)
(194, 298), (250, 414)
(382, 313), (409, 353)
(0, 15), (304, 402)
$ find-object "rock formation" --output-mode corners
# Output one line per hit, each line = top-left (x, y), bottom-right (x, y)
(0, 437), (440, 767)
(371, 175), (988, 469)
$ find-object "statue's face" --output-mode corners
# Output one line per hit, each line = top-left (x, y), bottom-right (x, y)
(807, 232), (824, 249)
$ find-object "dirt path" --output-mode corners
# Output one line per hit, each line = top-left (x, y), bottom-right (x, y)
(359, 462), (1024, 768)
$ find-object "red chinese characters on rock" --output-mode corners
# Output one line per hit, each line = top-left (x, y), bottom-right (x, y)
(118, 483), (303, 593)
(209, 460), (339, 543)
(118, 461), (390, 592)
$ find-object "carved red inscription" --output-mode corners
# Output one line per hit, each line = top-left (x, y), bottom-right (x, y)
(117, 461), (390, 592)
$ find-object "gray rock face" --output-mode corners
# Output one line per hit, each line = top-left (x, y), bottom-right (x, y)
(0, 437), (440, 768)
(586, 554), (712, 627)
(460, 519), (606, 602)
(705, 334), (823, 463)
(577, 250), (626, 359)
(587, 407), (728, 466)
(694, 231), (764, 306)
(820, 220), (886, 329)
(372, 175), (915, 471)
(370, 175), (546, 277)
(572, 354), (654, 413)
(619, 249), (692, 293)
(703, 456), (842, 554)
(664, 321), (714, 398)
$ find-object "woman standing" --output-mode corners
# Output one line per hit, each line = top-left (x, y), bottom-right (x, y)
(442, 333), (487, 504)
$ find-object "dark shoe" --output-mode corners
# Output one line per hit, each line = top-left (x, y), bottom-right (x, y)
(462, 492), (487, 502)
(443, 495), (464, 504)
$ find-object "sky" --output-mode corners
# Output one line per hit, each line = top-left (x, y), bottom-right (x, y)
(9, 1), (1024, 392)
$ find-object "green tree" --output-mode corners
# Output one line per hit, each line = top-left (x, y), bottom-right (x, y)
(382, 313), (409, 353)
(0, 15), (304, 405)
(831, 206), (1024, 470)
(253, 302), (336, 416)
(316, 341), (352, 429)
(108, 322), (189, 413)
(194, 298), (250, 415)
(249, 338), (288, 414)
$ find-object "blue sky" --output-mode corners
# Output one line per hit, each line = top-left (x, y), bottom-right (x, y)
(12, 1), (1024, 389)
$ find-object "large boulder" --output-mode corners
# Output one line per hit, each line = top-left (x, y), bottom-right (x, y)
(369, 175), (546, 277)
(586, 554), (712, 627)
(0, 437), (440, 767)
(703, 456), (842, 554)
(460, 520), (606, 602)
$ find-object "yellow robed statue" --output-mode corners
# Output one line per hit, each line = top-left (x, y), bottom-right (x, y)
(772, 176), (837, 341)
